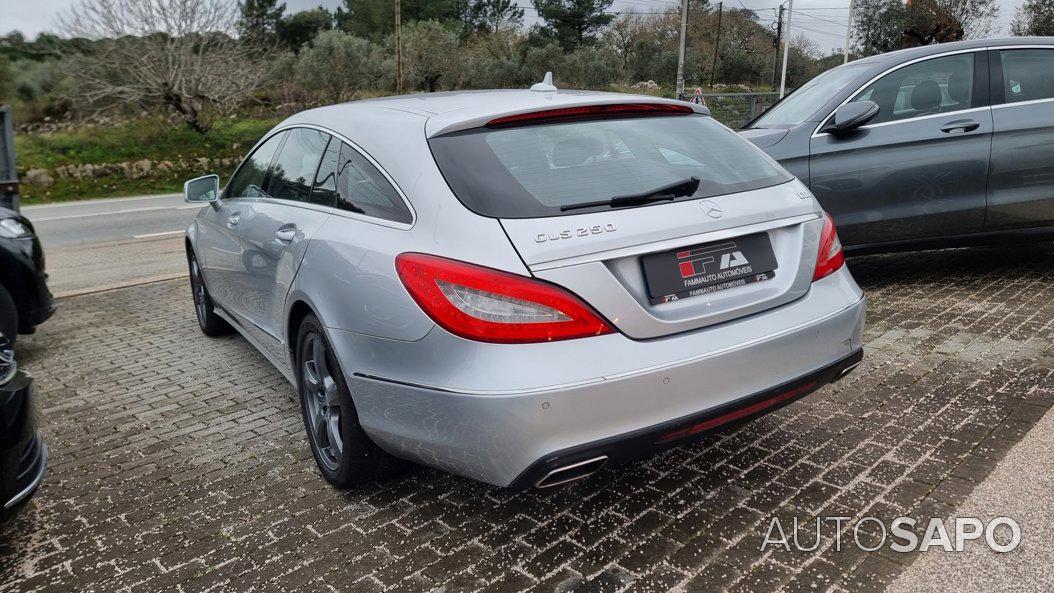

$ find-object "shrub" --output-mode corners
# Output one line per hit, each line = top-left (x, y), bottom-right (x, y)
(295, 30), (384, 103)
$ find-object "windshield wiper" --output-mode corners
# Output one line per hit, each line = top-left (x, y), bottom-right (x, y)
(560, 177), (701, 212)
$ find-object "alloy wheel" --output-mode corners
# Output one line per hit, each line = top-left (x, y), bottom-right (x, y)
(302, 332), (343, 471)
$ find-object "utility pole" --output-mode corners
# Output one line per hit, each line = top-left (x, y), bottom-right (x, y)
(779, 0), (794, 98)
(675, 0), (691, 100)
(395, 0), (404, 94)
(771, 6), (783, 90)
(843, 0), (856, 64)
(709, 2), (723, 89)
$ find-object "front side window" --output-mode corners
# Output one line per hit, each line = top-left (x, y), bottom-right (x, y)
(265, 128), (330, 203)
(750, 63), (870, 127)
(429, 114), (791, 218)
(851, 53), (975, 125)
(226, 132), (285, 199)
(335, 143), (412, 224)
(1000, 49), (1054, 104)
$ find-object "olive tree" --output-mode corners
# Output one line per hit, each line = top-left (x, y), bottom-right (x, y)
(296, 30), (382, 102)
(60, 0), (270, 132)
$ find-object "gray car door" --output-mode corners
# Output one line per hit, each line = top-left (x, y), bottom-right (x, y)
(808, 51), (992, 246)
(986, 47), (1054, 230)
(197, 131), (286, 313)
(222, 128), (333, 362)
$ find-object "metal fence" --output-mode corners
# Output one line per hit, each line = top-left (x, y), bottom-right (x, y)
(0, 106), (17, 212)
(699, 92), (780, 129)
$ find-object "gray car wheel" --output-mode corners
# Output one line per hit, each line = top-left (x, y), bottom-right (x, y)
(188, 253), (232, 337)
(296, 314), (409, 488)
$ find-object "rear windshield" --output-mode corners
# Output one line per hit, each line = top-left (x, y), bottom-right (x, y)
(428, 114), (793, 218)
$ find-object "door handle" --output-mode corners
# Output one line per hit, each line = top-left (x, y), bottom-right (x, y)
(274, 227), (297, 243)
(226, 214), (241, 228)
(940, 120), (980, 134)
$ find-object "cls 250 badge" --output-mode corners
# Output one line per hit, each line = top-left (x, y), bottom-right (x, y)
(535, 223), (617, 243)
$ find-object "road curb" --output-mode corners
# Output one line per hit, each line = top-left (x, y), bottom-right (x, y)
(55, 273), (188, 299)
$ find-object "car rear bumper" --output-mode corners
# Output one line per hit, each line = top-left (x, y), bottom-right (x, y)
(508, 348), (861, 489)
(334, 268), (866, 487)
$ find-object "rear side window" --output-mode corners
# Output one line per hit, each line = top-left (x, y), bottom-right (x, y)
(851, 54), (974, 125)
(335, 142), (412, 224)
(310, 138), (340, 207)
(265, 128), (330, 202)
(428, 115), (791, 218)
(1000, 49), (1054, 104)
(227, 132), (285, 199)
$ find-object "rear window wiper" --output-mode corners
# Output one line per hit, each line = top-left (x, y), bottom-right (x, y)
(560, 177), (701, 212)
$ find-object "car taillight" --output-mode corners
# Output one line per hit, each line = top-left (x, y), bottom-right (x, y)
(395, 253), (614, 343)
(813, 213), (845, 282)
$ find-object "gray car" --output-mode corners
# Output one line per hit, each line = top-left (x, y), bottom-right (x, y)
(742, 37), (1054, 252)
(183, 86), (866, 488)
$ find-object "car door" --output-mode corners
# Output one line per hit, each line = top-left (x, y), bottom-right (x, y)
(986, 47), (1054, 230)
(808, 51), (992, 246)
(197, 131), (286, 312)
(223, 127), (333, 360)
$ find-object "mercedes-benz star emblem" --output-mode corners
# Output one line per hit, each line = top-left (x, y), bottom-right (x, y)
(701, 200), (723, 218)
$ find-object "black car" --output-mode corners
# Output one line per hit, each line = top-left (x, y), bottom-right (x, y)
(0, 206), (55, 341)
(0, 333), (46, 518)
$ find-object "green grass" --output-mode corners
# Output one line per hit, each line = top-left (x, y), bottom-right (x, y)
(16, 116), (281, 204)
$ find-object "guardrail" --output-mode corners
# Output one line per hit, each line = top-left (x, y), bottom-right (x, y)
(0, 106), (17, 212)
(698, 92), (780, 129)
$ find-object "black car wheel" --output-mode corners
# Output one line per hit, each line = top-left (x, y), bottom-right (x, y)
(0, 286), (17, 344)
(296, 314), (409, 488)
(187, 253), (232, 337)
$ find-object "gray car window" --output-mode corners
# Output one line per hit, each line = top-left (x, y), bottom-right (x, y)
(226, 132), (285, 199)
(265, 128), (330, 203)
(1000, 49), (1054, 104)
(310, 137), (340, 207)
(336, 143), (412, 224)
(851, 54), (974, 125)
(750, 63), (870, 127)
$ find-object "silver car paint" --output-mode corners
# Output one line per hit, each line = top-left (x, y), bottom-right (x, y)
(189, 89), (866, 486)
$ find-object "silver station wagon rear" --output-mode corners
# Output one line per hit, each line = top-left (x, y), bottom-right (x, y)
(185, 88), (866, 488)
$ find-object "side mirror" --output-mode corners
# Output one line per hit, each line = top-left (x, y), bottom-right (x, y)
(184, 174), (220, 204)
(825, 101), (879, 134)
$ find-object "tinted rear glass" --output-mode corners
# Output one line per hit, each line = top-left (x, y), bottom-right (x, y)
(429, 115), (792, 218)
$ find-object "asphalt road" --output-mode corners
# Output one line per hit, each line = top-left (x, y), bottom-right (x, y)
(21, 194), (205, 297)
(23, 193), (204, 248)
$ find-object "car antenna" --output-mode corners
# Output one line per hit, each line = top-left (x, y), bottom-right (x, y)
(531, 72), (557, 92)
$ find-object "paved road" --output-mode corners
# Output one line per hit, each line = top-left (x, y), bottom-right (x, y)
(21, 194), (204, 297)
(23, 194), (203, 248)
(1, 245), (1051, 593)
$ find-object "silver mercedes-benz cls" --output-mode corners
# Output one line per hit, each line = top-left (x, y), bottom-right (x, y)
(183, 83), (866, 489)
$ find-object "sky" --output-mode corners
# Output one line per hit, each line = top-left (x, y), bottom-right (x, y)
(2, 0), (1024, 54)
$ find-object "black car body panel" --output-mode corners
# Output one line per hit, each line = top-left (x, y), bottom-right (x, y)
(0, 334), (46, 515)
(0, 206), (56, 332)
(741, 37), (1054, 253)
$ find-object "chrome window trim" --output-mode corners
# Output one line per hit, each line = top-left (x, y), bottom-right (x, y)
(224, 123), (417, 231)
(992, 96), (1054, 110)
(812, 47), (986, 139)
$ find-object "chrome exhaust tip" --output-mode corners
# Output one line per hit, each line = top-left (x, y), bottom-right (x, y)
(535, 455), (608, 489)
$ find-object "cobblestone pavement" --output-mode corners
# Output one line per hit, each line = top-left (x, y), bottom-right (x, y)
(1, 245), (1052, 593)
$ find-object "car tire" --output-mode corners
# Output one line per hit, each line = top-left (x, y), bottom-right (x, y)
(296, 314), (410, 488)
(0, 285), (17, 344)
(188, 252), (233, 337)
